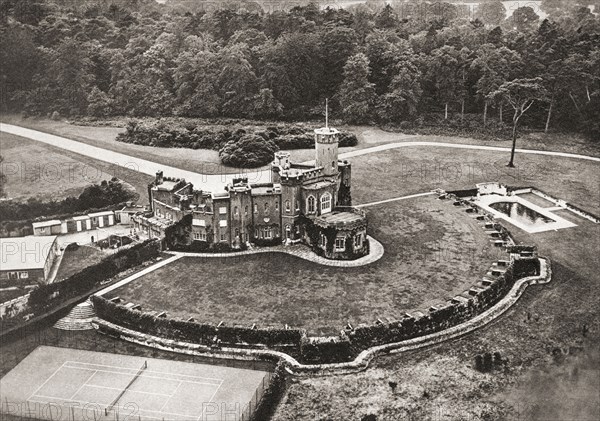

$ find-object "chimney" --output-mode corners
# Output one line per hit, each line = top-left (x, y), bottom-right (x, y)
(155, 170), (164, 185)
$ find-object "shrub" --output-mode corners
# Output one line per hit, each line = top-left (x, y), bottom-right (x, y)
(300, 338), (353, 364)
(219, 134), (279, 168)
(28, 240), (161, 311)
(91, 295), (305, 347)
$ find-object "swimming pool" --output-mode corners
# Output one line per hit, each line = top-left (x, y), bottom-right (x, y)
(489, 201), (556, 229)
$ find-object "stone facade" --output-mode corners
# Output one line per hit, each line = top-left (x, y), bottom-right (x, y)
(133, 126), (368, 260)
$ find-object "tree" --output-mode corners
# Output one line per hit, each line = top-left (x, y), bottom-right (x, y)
(378, 52), (422, 122)
(426, 46), (462, 119)
(489, 78), (548, 167)
(471, 45), (522, 125)
(249, 88), (284, 120)
(509, 7), (540, 32)
(319, 26), (358, 99)
(338, 53), (376, 124)
(475, 1), (507, 26)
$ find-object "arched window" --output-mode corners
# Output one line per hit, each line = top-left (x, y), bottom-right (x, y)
(307, 196), (316, 213)
(332, 161), (335, 169)
(234, 206), (238, 216)
(285, 200), (291, 212)
(264, 202), (269, 211)
(321, 193), (332, 214)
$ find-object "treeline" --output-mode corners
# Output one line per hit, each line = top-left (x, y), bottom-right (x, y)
(1, 1), (599, 139)
(0, 178), (137, 221)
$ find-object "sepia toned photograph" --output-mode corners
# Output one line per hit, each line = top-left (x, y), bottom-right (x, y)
(0, 1), (598, 420)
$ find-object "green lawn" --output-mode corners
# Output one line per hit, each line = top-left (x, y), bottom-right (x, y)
(0, 132), (153, 203)
(107, 196), (493, 336)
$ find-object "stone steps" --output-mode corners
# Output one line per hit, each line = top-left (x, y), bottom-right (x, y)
(54, 299), (96, 331)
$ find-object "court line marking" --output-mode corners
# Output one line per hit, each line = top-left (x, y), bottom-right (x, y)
(64, 360), (224, 382)
(198, 379), (224, 421)
(159, 381), (181, 412)
(63, 365), (222, 386)
(69, 370), (97, 400)
(26, 362), (67, 402)
(81, 384), (172, 397)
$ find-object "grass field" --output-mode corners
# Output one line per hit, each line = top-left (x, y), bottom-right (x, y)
(349, 146), (600, 215)
(106, 196), (494, 335)
(0, 346), (269, 421)
(0, 132), (153, 203)
(272, 202), (600, 420)
(54, 246), (107, 282)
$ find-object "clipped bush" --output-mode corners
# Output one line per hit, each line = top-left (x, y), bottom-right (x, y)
(219, 134), (279, 168)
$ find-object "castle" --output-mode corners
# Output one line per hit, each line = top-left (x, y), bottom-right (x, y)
(133, 124), (369, 260)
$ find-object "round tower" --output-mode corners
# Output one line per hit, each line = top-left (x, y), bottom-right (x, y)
(314, 127), (339, 176)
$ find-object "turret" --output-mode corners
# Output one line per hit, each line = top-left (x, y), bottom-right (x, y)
(314, 127), (339, 176)
(273, 151), (291, 169)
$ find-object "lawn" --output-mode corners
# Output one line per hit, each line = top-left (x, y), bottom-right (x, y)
(106, 196), (493, 336)
(349, 146), (600, 215)
(272, 194), (600, 420)
(0, 132), (153, 203)
(54, 245), (106, 281)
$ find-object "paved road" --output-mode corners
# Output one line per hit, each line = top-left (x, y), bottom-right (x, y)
(2, 123), (599, 194)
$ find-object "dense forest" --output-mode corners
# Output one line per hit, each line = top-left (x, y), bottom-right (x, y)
(1, 0), (599, 140)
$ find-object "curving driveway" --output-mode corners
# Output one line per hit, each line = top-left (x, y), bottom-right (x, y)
(2, 123), (599, 194)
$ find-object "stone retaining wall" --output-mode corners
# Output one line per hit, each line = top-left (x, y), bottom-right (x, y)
(92, 258), (550, 376)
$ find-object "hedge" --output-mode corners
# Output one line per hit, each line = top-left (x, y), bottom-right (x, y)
(299, 338), (353, 364)
(347, 258), (539, 353)
(116, 121), (358, 168)
(91, 295), (305, 348)
(28, 240), (161, 311)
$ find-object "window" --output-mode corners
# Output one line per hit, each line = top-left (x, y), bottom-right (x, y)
(264, 202), (269, 212)
(192, 219), (206, 227)
(8, 272), (18, 280)
(263, 227), (272, 239)
(245, 206), (248, 215)
(321, 193), (332, 214)
(255, 228), (259, 237)
(320, 234), (326, 247)
(332, 161), (335, 169)
(219, 220), (227, 227)
(354, 234), (362, 248)
(285, 200), (291, 212)
(275, 201), (279, 211)
(19, 272), (29, 279)
(244, 233), (248, 241)
(219, 206), (227, 215)
(235, 228), (240, 237)
(220, 233), (226, 242)
(194, 232), (200, 240)
(198, 232), (207, 241)
(335, 237), (345, 251)
(234, 206), (238, 216)
(254, 204), (258, 213)
(307, 196), (316, 213)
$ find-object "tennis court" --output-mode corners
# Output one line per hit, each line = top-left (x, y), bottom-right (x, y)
(0, 346), (271, 421)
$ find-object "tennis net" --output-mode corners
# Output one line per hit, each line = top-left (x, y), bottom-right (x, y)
(105, 360), (147, 415)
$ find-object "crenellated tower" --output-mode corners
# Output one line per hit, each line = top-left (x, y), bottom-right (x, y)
(314, 99), (339, 177)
